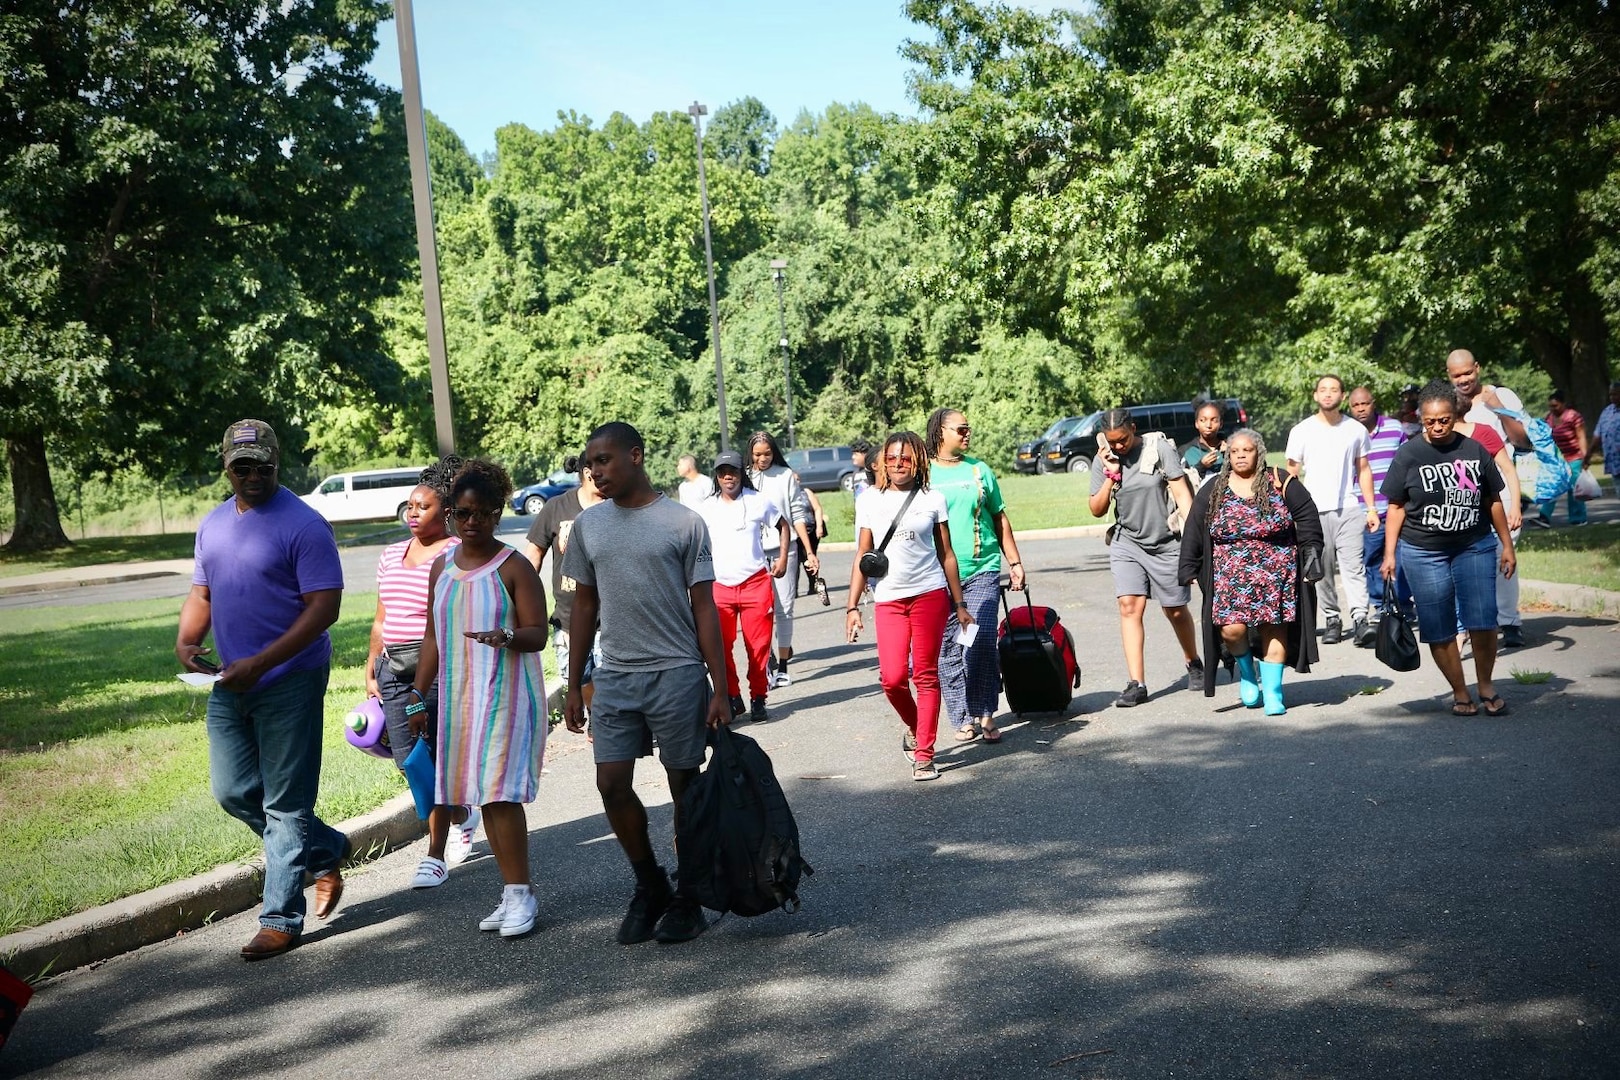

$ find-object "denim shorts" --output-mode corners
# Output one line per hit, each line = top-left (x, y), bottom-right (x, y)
(589, 664), (709, 769)
(1397, 534), (1499, 644)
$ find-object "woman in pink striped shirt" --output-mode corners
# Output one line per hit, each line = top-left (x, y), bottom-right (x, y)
(365, 457), (478, 890)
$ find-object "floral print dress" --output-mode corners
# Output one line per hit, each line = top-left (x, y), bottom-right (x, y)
(1209, 483), (1298, 625)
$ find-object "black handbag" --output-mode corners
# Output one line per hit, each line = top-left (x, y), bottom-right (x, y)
(859, 487), (919, 580)
(384, 640), (422, 682)
(1373, 596), (1420, 672)
(1300, 544), (1324, 583)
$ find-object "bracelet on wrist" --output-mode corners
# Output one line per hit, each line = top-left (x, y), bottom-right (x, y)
(846, 607), (859, 614)
(403, 699), (427, 718)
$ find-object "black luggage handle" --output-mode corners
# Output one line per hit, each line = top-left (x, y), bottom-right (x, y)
(998, 576), (1039, 625)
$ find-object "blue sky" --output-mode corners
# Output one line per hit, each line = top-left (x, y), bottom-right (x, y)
(367, 1), (935, 158)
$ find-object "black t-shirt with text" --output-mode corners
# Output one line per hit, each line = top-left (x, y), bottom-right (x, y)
(525, 489), (584, 629)
(1379, 433), (1503, 551)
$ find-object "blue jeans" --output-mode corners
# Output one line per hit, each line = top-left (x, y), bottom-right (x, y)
(1363, 518), (1414, 617)
(1397, 535), (1499, 645)
(939, 569), (1004, 729)
(1537, 460), (1588, 525)
(207, 664), (347, 934)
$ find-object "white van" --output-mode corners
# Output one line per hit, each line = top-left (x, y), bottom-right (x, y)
(302, 466), (432, 525)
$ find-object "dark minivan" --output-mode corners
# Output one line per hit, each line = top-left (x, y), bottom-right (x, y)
(1040, 398), (1248, 474)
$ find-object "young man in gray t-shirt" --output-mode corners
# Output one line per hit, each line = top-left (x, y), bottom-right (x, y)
(563, 421), (730, 946)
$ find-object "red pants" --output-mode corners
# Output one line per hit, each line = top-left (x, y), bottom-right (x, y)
(714, 568), (775, 699)
(874, 588), (949, 763)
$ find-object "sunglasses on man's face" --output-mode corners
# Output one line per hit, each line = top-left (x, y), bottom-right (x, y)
(229, 462), (276, 479)
(885, 454), (915, 465)
(448, 506), (500, 523)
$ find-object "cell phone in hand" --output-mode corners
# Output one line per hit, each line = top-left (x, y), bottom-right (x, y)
(192, 655), (221, 675)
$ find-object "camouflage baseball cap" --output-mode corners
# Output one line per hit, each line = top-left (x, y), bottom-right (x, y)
(221, 419), (279, 466)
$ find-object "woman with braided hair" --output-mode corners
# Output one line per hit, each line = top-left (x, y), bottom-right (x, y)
(1178, 429), (1323, 714)
(926, 406), (1025, 743)
(364, 455), (481, 889)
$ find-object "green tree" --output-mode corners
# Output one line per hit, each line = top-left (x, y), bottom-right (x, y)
(0, 0), (413, 550)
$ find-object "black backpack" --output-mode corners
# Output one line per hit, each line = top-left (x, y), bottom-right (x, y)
(677, 725), (813, 917)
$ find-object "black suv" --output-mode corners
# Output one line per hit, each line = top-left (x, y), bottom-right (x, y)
(1040, 398), (1248, 474)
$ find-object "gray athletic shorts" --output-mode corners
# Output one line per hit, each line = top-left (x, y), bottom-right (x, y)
(589, 664), (710, 769)
(1110, 534), (1191, 607)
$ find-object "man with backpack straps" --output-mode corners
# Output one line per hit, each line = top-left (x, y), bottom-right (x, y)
(1447, 350), (1529, 649)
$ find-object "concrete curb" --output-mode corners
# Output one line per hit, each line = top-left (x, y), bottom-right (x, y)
(1520, 579), (1620, 621)
(817, 523), (1110, 554)
(0, 795), (424, 982)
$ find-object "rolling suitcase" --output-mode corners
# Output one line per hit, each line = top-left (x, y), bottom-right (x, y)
(997, 584), (1080, 715)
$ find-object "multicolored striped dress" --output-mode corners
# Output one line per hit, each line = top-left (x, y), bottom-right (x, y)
(432, 547), (545, 805)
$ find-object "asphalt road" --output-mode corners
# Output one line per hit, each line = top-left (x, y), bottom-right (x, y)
(6, 535), (1619, 1078)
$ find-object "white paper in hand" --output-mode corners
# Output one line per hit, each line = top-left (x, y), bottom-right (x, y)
(956, 623), (979, 648)
(176, 672), (222, 688)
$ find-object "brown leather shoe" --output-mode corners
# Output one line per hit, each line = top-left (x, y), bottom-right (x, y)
(312, 867), (344, 920)
(240, 927), (299, 961)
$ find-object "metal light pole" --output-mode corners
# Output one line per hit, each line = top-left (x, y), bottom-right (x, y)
(770, 258), (795, 449)
(395, 0), (456, 455)
(688, 102), (730, 452)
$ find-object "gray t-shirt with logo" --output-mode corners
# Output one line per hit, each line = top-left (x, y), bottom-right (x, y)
(560, 494), (714, 672)
(1090, 435), (1186, 553)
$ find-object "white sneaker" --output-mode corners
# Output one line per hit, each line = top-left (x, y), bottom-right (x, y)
(774, 669), (792, 688)
(499, 886), (538, 938)
(479, 896), (508, 932)
(445, 806), (480, 866)
(410, 856), (448, 890)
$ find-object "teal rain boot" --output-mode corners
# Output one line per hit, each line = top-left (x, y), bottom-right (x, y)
(1258, 660), (1287, 715)
(1234, 652), (1262, 709)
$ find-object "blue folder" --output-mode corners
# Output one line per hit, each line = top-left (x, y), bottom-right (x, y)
(402, 738), (435, 820)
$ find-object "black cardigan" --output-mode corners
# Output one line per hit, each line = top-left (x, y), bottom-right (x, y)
(1177, 471), (1324, 697)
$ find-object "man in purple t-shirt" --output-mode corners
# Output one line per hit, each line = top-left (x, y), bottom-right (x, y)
(176, 420), (349, 961)
(1348, 387), (1415, 623)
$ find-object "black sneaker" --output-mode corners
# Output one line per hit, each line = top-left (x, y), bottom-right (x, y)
(616, 874), (673, 945)
(1500, 624), (1524, 649)
(1114, 681), (1148, 708)
(750, 697), (768, 723)
(728, 695), (745, 719)
(1529, 515), (1552, 529)
(1321, 620), (1343, 645)
(1185, 658), (1204, 691)
(1352, 616), (1375, 647)
(653, 895), (709, 944)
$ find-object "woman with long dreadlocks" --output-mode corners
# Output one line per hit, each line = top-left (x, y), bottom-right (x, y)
(1178, 429), (1323, 715)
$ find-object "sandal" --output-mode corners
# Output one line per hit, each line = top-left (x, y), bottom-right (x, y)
(1480, 694), (1509, 717)
(953, 722), (981, 743)
(1451, 699), (1479, 717)
(980, 719), (1003, 744)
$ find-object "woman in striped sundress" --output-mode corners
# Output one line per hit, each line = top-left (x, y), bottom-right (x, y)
(412, 459), (549, 938)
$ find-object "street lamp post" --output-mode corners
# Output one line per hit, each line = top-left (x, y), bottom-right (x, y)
(688, 101), (730, 452)
(394, 0), (456, 456)
(770, 259), (795, 449)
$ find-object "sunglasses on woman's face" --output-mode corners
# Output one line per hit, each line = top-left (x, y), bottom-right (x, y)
(448, 506), (500, 523)
(952, 425), (971, 436)
(885, 454), (915, 465)
(229, 462), (276, 479)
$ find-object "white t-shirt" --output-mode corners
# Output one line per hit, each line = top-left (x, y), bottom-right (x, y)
(693, 491), (782, 586)
(1285, 413), (1372, 514)
(677, 474), (715, 507)
(854, 486), (950, 602)
(1463, 385), (1524, 442)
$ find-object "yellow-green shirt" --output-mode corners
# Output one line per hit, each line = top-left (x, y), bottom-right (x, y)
(930, 457), (1006, 578)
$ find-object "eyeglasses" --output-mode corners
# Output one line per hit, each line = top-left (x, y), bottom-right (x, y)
(448, 506), (500, 523)
(952, 425), (971, 436)
(229, 462), (276, 479)
(885, 454), (915, 465)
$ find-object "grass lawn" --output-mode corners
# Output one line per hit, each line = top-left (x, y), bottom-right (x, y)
(1515, 521), (1620, 594)
(0, 593), (404, 938)
(0, 522), (405, 579)
(817, 471), (1106, 543)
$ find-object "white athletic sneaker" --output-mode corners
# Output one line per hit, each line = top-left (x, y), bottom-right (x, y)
(773, 669), (792, 688)
(479, 896), (508, 932)
(499, 885), (538, 938)
(445, 806), (480, 866)
(410, 856), (448, 890)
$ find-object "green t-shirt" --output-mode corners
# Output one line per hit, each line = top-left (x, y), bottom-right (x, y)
(930, 456), (1006, 578)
